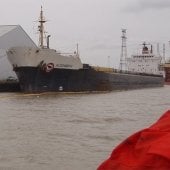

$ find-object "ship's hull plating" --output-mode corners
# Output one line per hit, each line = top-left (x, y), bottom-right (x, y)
(14, 67), (164, 93)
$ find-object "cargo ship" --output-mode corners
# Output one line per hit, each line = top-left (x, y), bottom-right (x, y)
(6, 7), (164, 93)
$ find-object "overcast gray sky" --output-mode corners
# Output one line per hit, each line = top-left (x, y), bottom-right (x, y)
(1, 0), (170, 68)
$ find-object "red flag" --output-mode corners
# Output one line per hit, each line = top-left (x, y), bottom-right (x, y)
(97, 110), (170, 170)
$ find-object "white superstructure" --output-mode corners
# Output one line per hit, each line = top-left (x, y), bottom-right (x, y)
(7, 47), (83, 70)
(126, 43), (162, 75)
(7, 7), (83, 71)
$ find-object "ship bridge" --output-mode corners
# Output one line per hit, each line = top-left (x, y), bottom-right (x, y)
(126, 42), (162, 75)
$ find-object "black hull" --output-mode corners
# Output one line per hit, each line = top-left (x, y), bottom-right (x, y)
(0, 82), (20, 92)
(14, 67), (164, 93)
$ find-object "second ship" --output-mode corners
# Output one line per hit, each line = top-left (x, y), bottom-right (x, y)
(7, 7), (164, 93)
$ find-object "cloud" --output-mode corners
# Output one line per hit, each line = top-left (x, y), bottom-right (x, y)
(125, 0), (170, 12)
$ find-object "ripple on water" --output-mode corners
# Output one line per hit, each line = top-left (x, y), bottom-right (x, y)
(0, 87), (169, 170)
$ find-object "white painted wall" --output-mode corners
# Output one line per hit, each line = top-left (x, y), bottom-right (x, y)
(0, 25), (37, 80)
(126, 55), (162, 75)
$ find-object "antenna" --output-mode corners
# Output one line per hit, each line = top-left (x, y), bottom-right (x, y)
(76, 43), (79, 55)
(107, 56), (110, 68)
(162, 43), (166, 63)
(38, 6), (47, 48)
(119, 29), (127, 71)
(157, 43), (160, 56)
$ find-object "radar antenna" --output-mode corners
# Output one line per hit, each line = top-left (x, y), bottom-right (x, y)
(141, 42), (151, 54)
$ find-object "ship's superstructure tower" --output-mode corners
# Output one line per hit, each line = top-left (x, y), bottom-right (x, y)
(119, 29), (127, 71)
(38, 6), (47, 48)
(126, 42), (162, 75)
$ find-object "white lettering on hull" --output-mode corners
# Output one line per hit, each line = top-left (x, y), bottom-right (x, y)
(56, 64), (73, 68)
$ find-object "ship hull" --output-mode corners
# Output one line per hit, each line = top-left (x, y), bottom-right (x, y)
(14, 66), (164, 93)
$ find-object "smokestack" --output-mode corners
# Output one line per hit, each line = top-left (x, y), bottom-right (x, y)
(47, 35), (51, 49)
(151, 45), (153, 54)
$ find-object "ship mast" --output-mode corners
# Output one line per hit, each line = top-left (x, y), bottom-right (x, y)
(38, 6), (47, 48)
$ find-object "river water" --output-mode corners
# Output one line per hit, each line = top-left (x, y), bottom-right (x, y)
(0, 86), (170, 170)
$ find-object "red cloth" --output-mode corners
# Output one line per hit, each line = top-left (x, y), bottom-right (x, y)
(97, 110), (170, 170)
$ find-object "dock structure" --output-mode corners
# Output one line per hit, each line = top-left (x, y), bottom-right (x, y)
(0, 25), (37, 92)
(161, 63), (170, 82)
